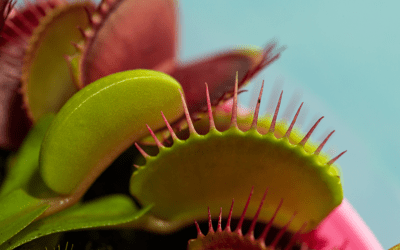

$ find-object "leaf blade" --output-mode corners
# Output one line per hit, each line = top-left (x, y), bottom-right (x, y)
(0, 189), (49, 246)
(0, 194), (152, 250)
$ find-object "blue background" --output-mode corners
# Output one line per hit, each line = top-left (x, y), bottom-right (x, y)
(179, 1), (399, 248)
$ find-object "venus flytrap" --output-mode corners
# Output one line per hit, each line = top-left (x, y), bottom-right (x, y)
(0, 72), (386, 249)
(0, 69), (181, 249)
(0, 0), (95, 150)
(188, 188), (305, 250)
(1, 70), (342, 249)
(0, 0), (391, 249)
(40, 69), (184, 197)
(0, 0), (278, 150)
(129, 75), (344, 249)
(21, 1), (95, 123)
(1, 0), (280, 247)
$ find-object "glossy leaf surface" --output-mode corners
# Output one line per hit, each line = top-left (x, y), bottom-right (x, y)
(40, 69), (184, 194)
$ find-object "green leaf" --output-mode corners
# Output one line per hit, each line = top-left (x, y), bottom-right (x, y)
(0, 194), (152, 250)
(40, 69), (184, 195)
(21, 2), (95, 122)
(0, 114), (55, 197)
(0, 189), (49, 246)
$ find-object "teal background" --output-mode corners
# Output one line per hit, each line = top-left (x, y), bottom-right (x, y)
(179, 1), (399, 248)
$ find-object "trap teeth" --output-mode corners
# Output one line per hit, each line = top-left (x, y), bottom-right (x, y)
(131, 75), (344, 234)
(149, 73), (346, 166)
(188, 187), (309, 250)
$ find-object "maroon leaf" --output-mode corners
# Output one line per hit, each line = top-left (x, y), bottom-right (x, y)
(171, 43), (282, 113)
(0, 0), (60, 149)
(79, 0), (178, 87)
(0, 0), (14, 32)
